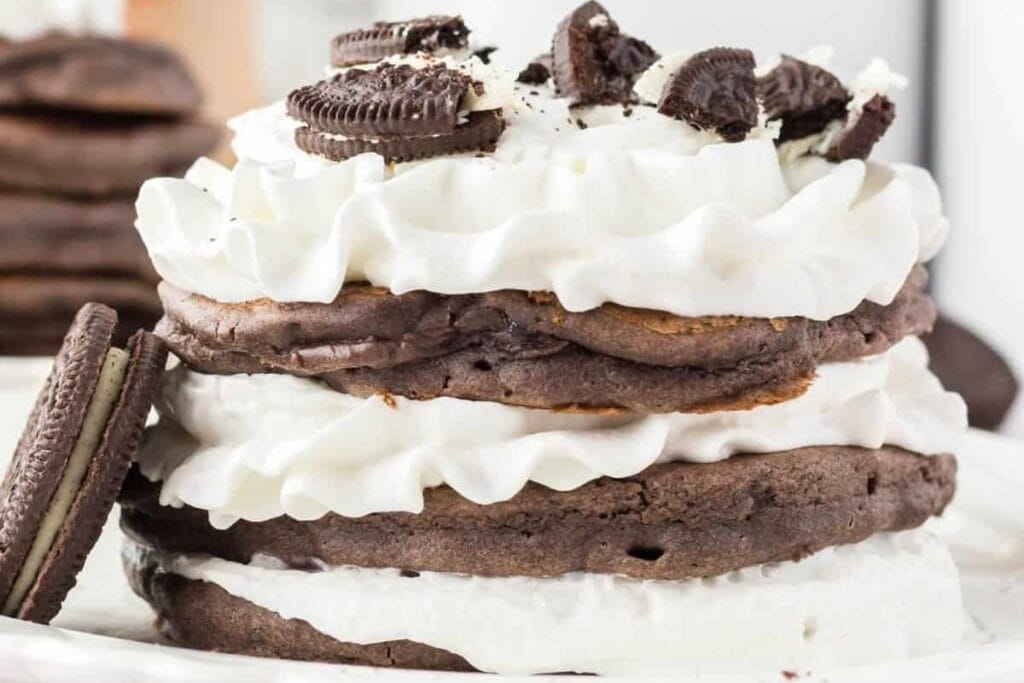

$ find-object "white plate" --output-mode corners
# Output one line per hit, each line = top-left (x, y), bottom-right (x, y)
(0, 357), (1021, 683)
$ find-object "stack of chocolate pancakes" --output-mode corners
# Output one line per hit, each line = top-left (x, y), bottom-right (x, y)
(0, 34), (219, 356)
(121, 4), (971, 674)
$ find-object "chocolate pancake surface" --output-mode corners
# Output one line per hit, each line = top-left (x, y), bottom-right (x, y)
(0, 303), (167, 623)
(0, 112), (220, 197)
(0, 193), (153, 280)
(121, 445), (955, 582)
(127, 551), (472, 671)
(157, 266), (934, 412)
(0, 276), (162, 355)
(0, 35), (202, 115)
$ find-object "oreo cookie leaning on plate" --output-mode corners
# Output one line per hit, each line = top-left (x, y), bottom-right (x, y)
(331, 16), (470, 68)
(826, 94), (895, 161)
(658, 48), (758, 142)
(757, 56), (850, 143)
(287, 63), (505, 163)
(0, 303), (167, 623)
(550, 1), (659, 105)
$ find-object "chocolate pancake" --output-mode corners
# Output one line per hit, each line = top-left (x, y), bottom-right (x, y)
(0, 276), (161, 354)
(120, 445), (955, 583)
(0, 112), (220, 197)
(156, 266), (935, 412)
(128, 551), (472, 671)
(924, 316), (1019, 430)
(0, 35), (202, 116)
(0, 193), (154, 280)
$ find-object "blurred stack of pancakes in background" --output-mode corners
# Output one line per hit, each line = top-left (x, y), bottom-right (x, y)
(0, 33), (219, 355)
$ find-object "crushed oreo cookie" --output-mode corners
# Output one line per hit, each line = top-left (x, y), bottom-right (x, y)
(330, 16), (470, 67)
(658, 48), (757, 142)
(517, 53), (553, 85)
(287, 62), (504, 163)
(826, 94), (895, 161)
(757, 56), (850, 142)
(472, 46), (498, 64)
(550, 1), (659, 105)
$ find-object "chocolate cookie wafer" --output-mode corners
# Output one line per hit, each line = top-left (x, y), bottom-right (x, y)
(0, 303), (167, 623)
(330, 16), (471, 68)
(0, 35), (202, 115)
(288, 63), (505, 163)
(826, 94), (896, 161)
(0, 112), (220, 197)
(658, 48), (758, 142)
(757, 55), (850, 142)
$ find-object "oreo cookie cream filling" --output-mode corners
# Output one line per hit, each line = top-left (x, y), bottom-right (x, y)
(126, 2), (972, 674)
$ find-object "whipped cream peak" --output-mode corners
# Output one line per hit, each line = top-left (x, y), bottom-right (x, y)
(136, 339), (966, 527)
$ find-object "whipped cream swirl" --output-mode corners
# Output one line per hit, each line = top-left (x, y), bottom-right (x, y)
(136, 339), (966, 527)
(132, 529), (971, 675)
(135, 69), (947, 319)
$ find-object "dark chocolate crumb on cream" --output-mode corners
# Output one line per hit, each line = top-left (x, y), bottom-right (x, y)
(551, 1), (659, 106)
(517, 54), (553, 85)
(757, 55), (850, 142)
(658, 47), (758, 142)
(330, 15), (470, 68)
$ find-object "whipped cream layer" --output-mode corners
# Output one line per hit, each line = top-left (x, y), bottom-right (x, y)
(0, 0), (124, 39)
(136, 339), (967, 527)
(131, 529), (971, 674)
(135, 73), (947, 319)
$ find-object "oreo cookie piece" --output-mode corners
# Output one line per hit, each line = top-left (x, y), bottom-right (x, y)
(517, 54), (553, 85)
(330, 16), (470, 68)
(288, 63), (505, 163)
(826, 94), (895, 161)
(0, 35), (202, 116)
(0, 303), (167, 623)
(757, 55), (850, 143)
(658, 48), (758, 142)
(551, 1), (659, 105)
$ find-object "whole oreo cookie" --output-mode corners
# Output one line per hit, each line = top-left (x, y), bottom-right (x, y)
(0, 35), (202, 116)
(826, 94), (895, 161)
(0, 303), (167, 623)
(758, 56), (850, 143)
(551, 1), (659, 105)
(288, 63), (505, 163)
(288, 63), (476, 139)
(331, 16), (470, 68)
(658, 48), (758, 142)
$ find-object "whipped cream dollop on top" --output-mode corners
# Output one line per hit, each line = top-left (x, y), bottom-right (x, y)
(137, 339), (966, 527)
(131, 529), (972, 674)
(0, 0), (124, 39)
(135, 51), (947, 319)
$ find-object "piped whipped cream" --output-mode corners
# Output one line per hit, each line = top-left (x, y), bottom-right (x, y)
(0, 0), (124, 40)
(136, 338), (966, 527)
(137, 80), (945, 318)
(130, 529), (972, 674)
